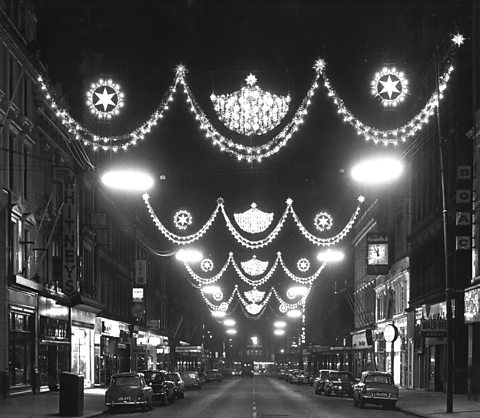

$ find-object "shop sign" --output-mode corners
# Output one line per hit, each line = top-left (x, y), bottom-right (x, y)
(384, 324), (399, 343)
(175, 345), (203, 353)
(352, 329), (373, 349)
(54, 168), (78, 296)
(419, 319), (447, 337)
(465, 287), (480, 323)
(132, 287), (144, 301)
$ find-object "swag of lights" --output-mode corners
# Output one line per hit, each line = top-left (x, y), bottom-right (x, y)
(201, 284), (310, 320)
(35, 34), (462, 159)
(142, 194), (365, 248)
(182, 251), (327, 287)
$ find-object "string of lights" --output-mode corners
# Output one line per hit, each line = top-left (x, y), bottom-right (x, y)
(142, 194), (365, 248)
(33, 34), (463, 160)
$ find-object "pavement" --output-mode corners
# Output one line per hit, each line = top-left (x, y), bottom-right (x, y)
(0, 386), (480, 417)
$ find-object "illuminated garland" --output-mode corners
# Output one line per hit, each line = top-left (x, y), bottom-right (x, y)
(177, 64), (321, 162)
(203, 285), (309, 319)
(35, 34), (462, 156)
(183, 251), (327, 287)
(241, 255), (269, 276)
(143, 194), (365, 248)
(317, 51), (456, 145)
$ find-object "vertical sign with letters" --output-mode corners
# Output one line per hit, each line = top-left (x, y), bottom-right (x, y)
(55, 168), (78, 296)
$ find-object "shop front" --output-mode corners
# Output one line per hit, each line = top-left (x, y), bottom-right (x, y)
(95, 317), (130, 386)
(134, 331), (168, 371)
(413, 303), (447, 391)
(373, 319), (407, 386)
(71, 309), (96, 388)
(352, 329), (374, 378)
(37, 296), (70, 391)
(8, 291), (36, 395)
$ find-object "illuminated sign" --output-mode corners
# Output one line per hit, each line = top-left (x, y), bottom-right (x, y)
(465, 287), (480, 324)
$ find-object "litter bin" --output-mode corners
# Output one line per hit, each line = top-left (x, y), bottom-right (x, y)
(59, 372), (84, 416)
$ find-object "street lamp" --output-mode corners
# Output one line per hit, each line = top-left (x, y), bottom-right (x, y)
(175, 248), (203, 262)
(350, 156), (403, 185)
(223, 319), (236, 327)
(316, 248), (345, 263)
(101, 169), (154, 192)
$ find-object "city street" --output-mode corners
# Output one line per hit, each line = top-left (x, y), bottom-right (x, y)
(100, 376), (410, 418)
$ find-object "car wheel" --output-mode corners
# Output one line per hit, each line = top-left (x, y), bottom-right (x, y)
(181, 391), (185, 399)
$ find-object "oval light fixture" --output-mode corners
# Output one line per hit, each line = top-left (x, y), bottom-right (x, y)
(351, 156), (403, 185)
(101, 169), (154, 192)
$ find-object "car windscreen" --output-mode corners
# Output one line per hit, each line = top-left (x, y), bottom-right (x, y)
(112, 376), (140, 387)
(365, 374), (393, 384)
(337, 373), (353, 381)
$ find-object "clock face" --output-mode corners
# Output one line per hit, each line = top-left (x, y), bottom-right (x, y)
(367, 243), (389, 265)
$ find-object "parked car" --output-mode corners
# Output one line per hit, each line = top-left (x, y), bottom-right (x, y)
(313, 369), (335, 394)
(181, 371), (202, 389)
(104, 372), (153, 412)
(168, 371), (185, 399)
(205, 369), (223, 383)
(353, 371), (399, 409)
(324, 371), (355, 397)
(138, 370), (176, 405)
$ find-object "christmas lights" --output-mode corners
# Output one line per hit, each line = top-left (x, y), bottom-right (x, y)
(173, 210), (193, 230)
(314, 212), (333, 231)
(234, 203), (274, 234)
(86, 78), (125, 119)
(371, 67), (408, 107)
(240, 255), (269, 276)
(143, 194), (365, 248)
(211, 73), (290, 135)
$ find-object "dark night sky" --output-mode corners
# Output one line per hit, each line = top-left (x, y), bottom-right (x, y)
(33, 0), (473, 342)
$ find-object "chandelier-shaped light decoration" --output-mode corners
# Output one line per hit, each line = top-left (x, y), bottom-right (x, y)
(234, 203), (274, 234)
(86, 78), (125, 119)
(173, 209), (193, 230)
(244, 288), (265, 303)
(143, 194), (365, 248)
(371, 67), (408, 107)
(241, 255), (269, 276)
(314, 212), (333, 231)
(211, 73), (290, 136)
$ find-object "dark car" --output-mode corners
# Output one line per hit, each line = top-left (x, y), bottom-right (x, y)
(138, 370), (176, 405)
(313, 369), (335, 394)
(205, 369), (223, 383)
(181, 371), (202, 389)
(104, 372), (153, 412)
(324, 371), (355, 397)
(353, 371), (399, 409)
(168, 371), (185, 399)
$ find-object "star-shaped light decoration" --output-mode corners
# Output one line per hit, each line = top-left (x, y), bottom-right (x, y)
(201, 258), (214, 272)
(211, 74), (290, 136)
(297, 258), (310, 273)
(314, 212), (333, 232)
(371, 67), (408, 107)
(86, 78), (124, 119)
(451, 33), (465, 46)
(173, 209), (193, 230)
